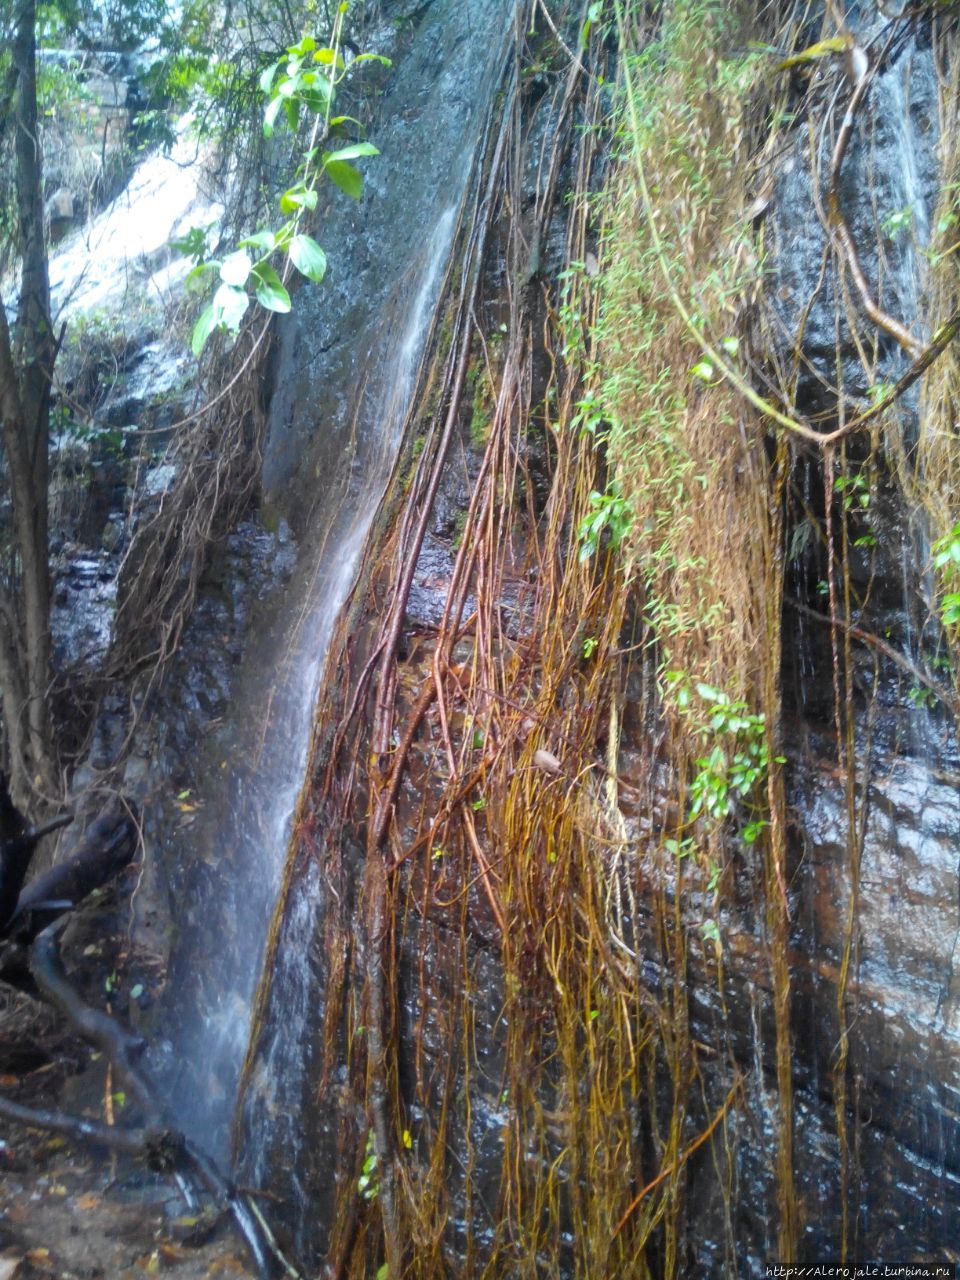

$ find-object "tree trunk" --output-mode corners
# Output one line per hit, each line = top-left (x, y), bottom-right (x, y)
(0, 0), (56, 804)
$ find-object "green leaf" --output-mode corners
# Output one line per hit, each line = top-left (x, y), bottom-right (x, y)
(171, 224), (210, 261)
(324, 158), (362, 199)
(191, 304), (216, 356)
(213, 283), (249, 331)
(263, 94), (284, 136)
(288, 234), (327, 282)
(284, 99), (300, 131)
(251, 262), (291, 313)
(691, 359), (715, 382)
(351, 53), (392, 67)
(220, 250), (252, 288)
(280, 183), (319, 214)
(376, 1267), (389, 1280)
(239, 229), (276, 253)
(273, 221), (295, 250)
(259, 61), (279, 95)
(324, 141), (379, 163)
(695, 682), (724, 703)
(185, 262), (216, 293)
(130, 983), (144, 999)
(301, 80), (333, 114)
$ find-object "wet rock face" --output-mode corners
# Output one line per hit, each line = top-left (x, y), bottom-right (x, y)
(47, 317), (196, 681)
(790, 748), (960, 1239)
(768, 19), (938, 414)
(762, 7), (960, 1260)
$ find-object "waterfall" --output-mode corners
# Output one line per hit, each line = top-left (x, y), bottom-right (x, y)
(149, 0), (515, 1168)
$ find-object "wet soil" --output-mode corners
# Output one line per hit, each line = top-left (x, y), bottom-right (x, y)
(0, 887), (254, 1280)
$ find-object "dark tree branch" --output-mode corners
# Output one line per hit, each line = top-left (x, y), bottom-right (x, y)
(7, 802), (134, 941)
(0, 771), (71, 930)
(0, 1093), (159, 1156)
(30, 921), (155, 1110)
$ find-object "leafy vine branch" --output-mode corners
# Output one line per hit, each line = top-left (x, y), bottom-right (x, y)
(184, 3), (388, 354)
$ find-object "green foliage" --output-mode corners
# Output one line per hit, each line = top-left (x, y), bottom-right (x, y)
(578, 486), (631, 561)
(184, 14), (386, 355)
(581, 0), (768, 647)
(39, 0), (170, 51)
(881, 206), (913, 239)
(833, 471), (869, 512)
(664, 672), (781, 837)
(468, 355), (493, 447)
(906, 683), (937, 710)
(579, 1), (606, 49)
(932, 521), (960, 629)
(834, 468), (877, 548)
(358, 1130), (379, 1202)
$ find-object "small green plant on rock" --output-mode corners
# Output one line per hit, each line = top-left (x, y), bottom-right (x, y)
(664, 671), (780, 843)
(358, 1129), (379, 1201)
(578, 485), (631, 561)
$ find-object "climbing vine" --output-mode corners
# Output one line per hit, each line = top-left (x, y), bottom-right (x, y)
(187, 6), (386, 352)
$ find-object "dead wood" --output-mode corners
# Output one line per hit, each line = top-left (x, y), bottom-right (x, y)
(0, 770), (72, 931)
(17, 920), (296, 1280)
(0, 1092), (163, 1157)
(5, 802), (135, 942)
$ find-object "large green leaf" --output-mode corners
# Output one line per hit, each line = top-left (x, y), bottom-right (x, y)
(185, 261), (216, 294)
(251, 262), (292, 313)
(191, 303), (215, 357)
(324, 141), (379, 163)
(323, 158), (362, 200)
(280, 183), (319, 214)
(239, 229), (276, 254)
(213, 282), (249, 331)
(263, 94), (284, 136)
(351, 53), (392, 68)
(288, 234), (327, 283)
(302, 83), (333, 114)
(219, 250), (252, 287)
(312, 47), (345, 70)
